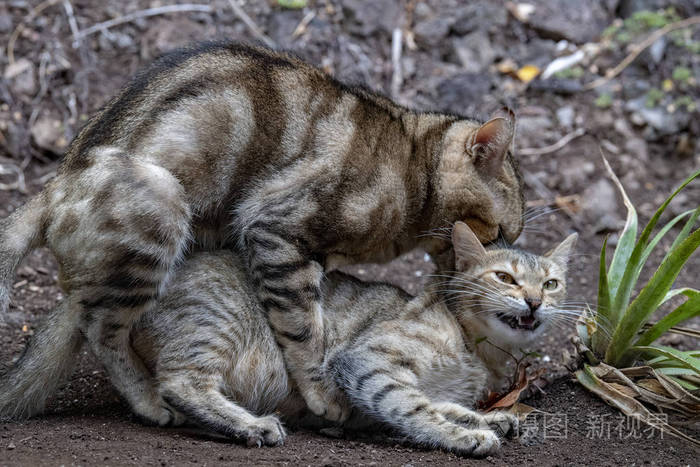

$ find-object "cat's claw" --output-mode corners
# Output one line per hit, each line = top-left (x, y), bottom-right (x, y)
(450, 429), (502, 457)
(244, 415), (286, 447)
(482, 411), (519, 438)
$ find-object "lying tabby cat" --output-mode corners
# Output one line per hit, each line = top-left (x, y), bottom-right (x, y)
(2, 222), (575, 456)
(0, 42), (525, 424)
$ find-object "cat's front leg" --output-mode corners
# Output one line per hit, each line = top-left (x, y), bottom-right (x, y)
(242, 219), (350, 422)
(339, 366), (506, 457)
(431, 401), (518, 438)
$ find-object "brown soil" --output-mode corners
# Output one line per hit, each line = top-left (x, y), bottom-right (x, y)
(1, 0), (699, 465)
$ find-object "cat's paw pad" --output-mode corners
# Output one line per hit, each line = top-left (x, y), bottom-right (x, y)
(244, 415), (286, 447)
(451, 429), (501, 457)
(482, 411), (518, 438)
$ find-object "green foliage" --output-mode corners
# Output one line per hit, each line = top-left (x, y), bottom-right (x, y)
(277, 0), (307, 8)
(594, 93), (613, 109)
(554, 66), (584, 79)
(672, 96), (697, 112)
(672, 66), (692, 83)
(580, 159), (700, 380)
(645, 88), (664, 108)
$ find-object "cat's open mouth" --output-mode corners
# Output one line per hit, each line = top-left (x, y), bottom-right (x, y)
(496, 312), (541, 331)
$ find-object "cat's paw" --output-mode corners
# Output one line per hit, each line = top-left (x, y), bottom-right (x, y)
(449, 429), (501, 457)
(482, 411), (518, 438)
(133, 397), (178, 427)
(303, 385), (351, 423)
(244, 415), (286, 447)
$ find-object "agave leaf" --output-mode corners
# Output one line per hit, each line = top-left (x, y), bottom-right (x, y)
(602, 156), (638, 302)
(657, 367), (700, 376)
(575, 364), (700, 446)
(637, 210), (696, 277)
(635, 289), (700, 347)
(665, 205), (700, 262)
(606, 228), (700, 366)
(592, 236), (611, 355)
(609, 169), (700, 334)
(668, 375), (699, 391)
(632, 345), (700, 375)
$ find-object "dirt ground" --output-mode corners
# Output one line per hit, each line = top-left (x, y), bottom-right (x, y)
(1, 0), (699, 465)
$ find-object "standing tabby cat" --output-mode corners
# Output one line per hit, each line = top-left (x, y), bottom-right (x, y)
(0, 222), (576, 456)
(0, 42), (524, 424)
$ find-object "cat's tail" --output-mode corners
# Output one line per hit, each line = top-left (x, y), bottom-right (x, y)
(0, 300), (83, 419)
(0, 194), (47, 315)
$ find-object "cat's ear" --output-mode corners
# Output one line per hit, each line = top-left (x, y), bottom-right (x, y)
(452, 221), (487, 271)
(545, 233), (578, 268)
(468, 110), (515, 178)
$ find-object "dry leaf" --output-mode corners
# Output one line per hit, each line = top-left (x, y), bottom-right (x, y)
(509, 402), (537, 421)
(516, 65), (540, 83)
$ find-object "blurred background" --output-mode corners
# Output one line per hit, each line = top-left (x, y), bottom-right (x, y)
(0, 1), (699, 464)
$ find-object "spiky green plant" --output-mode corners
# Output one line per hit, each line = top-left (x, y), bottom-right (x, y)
(574, 159), (700, 444)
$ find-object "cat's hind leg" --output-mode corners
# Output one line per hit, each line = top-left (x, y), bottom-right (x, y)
(159, 372), (286, 446)
(48, 149), (191, 425)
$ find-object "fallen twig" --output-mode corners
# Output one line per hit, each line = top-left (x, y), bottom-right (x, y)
(227, 0), (276, 49)
(390, 28), (403, 99)
(72, 4), (215, 46)
(62, 0), (81, 46)
(0, 162), (27, 193)
(518, 128), (585, 156)
(292, 10), (316, 39)
(6, 0), (62, 65)
(583, 15), (700, 91)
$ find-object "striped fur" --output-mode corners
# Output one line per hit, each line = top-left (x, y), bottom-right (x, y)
(0, 223), (573, 455)
(0, 42), (524, 423)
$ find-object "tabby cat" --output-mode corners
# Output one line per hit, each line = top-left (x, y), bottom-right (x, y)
(1, 222), (575, 456)
(0, 42), (524, 424)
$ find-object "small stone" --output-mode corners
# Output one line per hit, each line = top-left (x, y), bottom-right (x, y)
(413, 16), (452, 47)
(452, 31), (497, 73)
(648, 36), (666, 64)
(555, 106), (575, 128)
(624, 138), (648, 161)
(6, 442), (15, 450)
(31, 116), (66, 153)
(581, 179), (623, 233)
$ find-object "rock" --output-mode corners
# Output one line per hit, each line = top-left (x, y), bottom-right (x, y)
(267, 10), (303, 44)
(451, 1), (508, 35)
(581, 179), (623, 233)
(624, 138), (648, 162)
(517, 0), (612, 43)
(434, 73), (492, 116)
(517, 114), (553, 139)
(413, 15), (453, 47)
(648, 36), (666, 64)
(341, 0), (400, 37)
(0, 13), (12, 34)
(555, 106), (575, 128)
(625, 97), (690, 139)
(30, 116), (66, 154)
(618, 0), (693, 17)
(668, 192), (691, 217)
(451, 31), (497, 73)
(3, 58), (36, 96)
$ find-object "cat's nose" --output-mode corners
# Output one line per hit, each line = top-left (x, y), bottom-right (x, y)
(525, 298), (541, 311)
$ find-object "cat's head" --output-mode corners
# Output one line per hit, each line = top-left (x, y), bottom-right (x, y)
(433, 110), (524, 246)
(447, 221), (577, 347)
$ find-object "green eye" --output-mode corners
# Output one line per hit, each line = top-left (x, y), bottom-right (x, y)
(544, 279), (558, 290)
(495, 272), (516, 285)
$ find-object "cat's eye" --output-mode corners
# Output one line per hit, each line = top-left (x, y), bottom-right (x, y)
(495, 272), (516, 285)
(543, 279), (558, 290)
